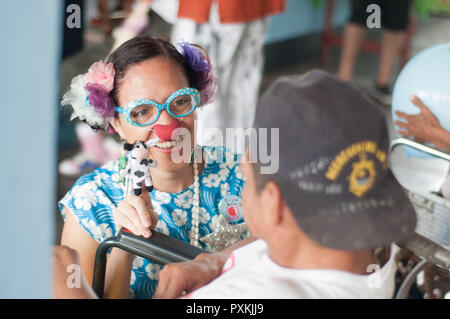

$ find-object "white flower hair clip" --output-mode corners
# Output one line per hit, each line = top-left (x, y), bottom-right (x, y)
(61, 61), (116, 131)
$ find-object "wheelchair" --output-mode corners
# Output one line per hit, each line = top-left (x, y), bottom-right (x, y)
(390, 138), (450, 299)
(92, 138), (450, 299)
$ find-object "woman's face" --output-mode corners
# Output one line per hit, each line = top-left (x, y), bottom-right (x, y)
(111, 57), (196, 172)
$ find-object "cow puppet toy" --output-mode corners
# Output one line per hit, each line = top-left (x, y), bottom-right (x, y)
(121, 140), (158, 196)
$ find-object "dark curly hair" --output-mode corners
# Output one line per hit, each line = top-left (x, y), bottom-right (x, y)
(107, 35), (216, 109)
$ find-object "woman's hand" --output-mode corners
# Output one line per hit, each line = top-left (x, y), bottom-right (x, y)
(113, 185), (158, 237)
(395, 95), (443, 144)
(107, 184), (158, 298)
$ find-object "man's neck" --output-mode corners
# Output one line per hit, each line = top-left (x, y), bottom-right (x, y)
(266, 229), (376, 275)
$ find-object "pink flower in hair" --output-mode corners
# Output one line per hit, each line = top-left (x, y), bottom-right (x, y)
(83, 61), (115, 92)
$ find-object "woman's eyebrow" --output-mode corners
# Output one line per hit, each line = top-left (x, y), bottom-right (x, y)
(130, 88), (182, 105)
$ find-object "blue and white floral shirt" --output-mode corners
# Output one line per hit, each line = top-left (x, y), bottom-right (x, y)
(58, 146), (246, 299)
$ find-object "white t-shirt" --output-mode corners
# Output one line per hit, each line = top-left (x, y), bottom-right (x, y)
(187, 240), (399, 299)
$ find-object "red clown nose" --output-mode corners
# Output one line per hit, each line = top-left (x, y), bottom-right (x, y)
(153, 120), (181, 141)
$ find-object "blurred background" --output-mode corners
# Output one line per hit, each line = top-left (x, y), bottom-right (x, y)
(1, 0), (450, 298)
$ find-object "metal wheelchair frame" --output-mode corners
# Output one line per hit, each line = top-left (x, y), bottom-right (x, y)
(92, 229), (206, 298)
(391, 138), (450, 298)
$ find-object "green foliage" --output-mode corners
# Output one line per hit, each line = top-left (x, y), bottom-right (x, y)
(411, 0), (450, 18)
(310, 0), (324, 9)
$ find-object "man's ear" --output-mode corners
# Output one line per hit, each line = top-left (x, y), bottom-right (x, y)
(260, 181), (283, 227)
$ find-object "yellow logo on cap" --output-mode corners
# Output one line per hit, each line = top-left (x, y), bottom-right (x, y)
(348, 154), (376, 197)
(325, 141), (387, 197)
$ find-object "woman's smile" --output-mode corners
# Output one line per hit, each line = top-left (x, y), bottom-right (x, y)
(153, 135), (184, 153)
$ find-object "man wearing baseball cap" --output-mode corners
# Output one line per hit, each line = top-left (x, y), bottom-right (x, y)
(53, 70), (416, 299)
(157, 69), (417, 298)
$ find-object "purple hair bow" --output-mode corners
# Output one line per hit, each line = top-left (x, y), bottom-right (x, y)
(85, 83), (116, 118)
(180, 42), (216, 106)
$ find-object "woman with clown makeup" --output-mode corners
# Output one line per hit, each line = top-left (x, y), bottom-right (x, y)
(59, 36), (249, 298)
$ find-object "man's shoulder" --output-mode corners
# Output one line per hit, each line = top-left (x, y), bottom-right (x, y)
(233, 239), (267, 257)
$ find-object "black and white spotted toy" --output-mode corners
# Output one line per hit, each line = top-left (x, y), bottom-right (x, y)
(121, 141), (158, 196)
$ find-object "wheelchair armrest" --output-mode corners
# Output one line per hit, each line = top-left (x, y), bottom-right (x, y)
(92, 228), (207, 298)
(390, 137), (450, 161)
(398, 233), (450, 271)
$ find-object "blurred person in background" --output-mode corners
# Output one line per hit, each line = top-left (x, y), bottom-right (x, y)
(337, 0), (411, 100)
(170, 0), (285, 152)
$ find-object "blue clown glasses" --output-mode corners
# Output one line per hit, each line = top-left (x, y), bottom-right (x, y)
(115, 87), (200, 126)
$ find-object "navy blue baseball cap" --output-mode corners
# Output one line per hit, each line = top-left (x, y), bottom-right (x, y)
(253, 70), (417, 250)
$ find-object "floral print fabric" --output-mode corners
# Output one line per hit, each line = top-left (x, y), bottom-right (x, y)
(58, 146), (246, 298)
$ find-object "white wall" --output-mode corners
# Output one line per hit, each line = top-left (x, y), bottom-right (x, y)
(266, 0), (350, 44)
(0, 0), (61, 298)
